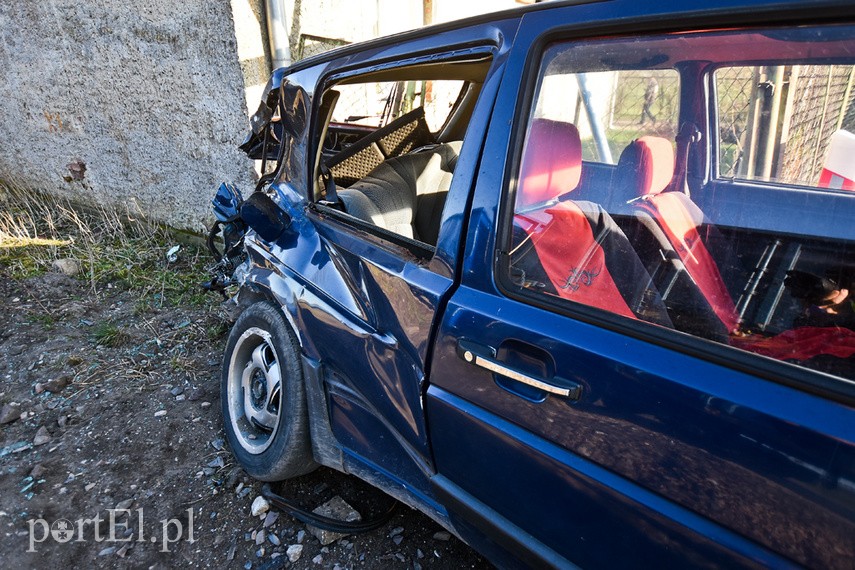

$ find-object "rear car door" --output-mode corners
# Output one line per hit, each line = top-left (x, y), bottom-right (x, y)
(426, 3), (855, 568)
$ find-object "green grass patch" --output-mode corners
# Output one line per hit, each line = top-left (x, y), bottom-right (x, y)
(0, 182), (214, 307)
(92, 322), (129, 347)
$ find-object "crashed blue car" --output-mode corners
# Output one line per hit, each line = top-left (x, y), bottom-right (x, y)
(209, 1), (855, 566)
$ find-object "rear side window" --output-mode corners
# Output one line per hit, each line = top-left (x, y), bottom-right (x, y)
(716, 64), (855, 187)
(505, 26), (855, 386)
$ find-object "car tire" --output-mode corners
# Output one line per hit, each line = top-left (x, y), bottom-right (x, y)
(221, 302), (317, 481)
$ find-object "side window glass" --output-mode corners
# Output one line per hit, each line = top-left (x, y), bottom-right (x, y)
(507, 27), (855, 385)
(315, 60), (490, 249)
(331, 80), (465, 132)
(716, 64), (855, 188)
(535, 70), (679, 163)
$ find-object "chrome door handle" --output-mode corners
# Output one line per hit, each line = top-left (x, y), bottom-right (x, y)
(457, 340), (582, 400)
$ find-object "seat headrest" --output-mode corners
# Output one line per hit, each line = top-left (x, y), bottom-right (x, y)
(617, 136), (675, 197)
(517, 119), (582, 208)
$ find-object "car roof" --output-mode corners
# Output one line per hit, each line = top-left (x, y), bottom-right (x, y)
(277, 0), (852, 78)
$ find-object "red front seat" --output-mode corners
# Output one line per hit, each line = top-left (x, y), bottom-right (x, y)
(614, 136), (741, 334)
(511, 120), (672, 326)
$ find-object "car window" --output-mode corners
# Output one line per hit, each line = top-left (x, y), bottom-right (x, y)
(315, 59), (489, 250)
(534, 69), (679, 164)
(716, 64), (855, 188)
(505, 26), (855, 384)
(331, 80), (466, 132)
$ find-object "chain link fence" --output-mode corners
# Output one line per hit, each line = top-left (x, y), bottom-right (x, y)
(715, 65), (855, 185)
(609, 70), (680, 141)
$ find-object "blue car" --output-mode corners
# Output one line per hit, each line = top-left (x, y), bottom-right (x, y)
(209, 1), (855, 566)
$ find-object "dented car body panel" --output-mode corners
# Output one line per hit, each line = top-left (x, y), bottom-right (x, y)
(218, 1), (855, 567)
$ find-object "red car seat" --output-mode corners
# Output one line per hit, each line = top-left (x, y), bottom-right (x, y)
(511, 120), (672, 326)
(613, 136), (741, 335)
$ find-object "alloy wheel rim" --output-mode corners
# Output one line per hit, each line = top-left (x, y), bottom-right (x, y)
(227, 327), (282, 454)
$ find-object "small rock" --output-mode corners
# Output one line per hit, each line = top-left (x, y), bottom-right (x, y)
(433, 531), (451, 541)
(0, 403), (21, 425)
(255, 530), (266, 545)
(244, 562), (252, 570)
(170, 386), (184, 396)
(297, 529), (306, 543)
(188, 387), (206, 401)
(116, 543), (131, 558)
(255, 547), (264, 558)
(207, 456), (225, 469)
(392, 535), (403, 545)
(52, 258), (80, 276)
(389, 526), (404, 537)
(251, 496), (270, 517)
(115, 499), (134, 511)
(416, 548), (424, 559)
(154, 410), (167, 418)
(227, 542), (236, 561)
(268, 532), (280, 546)
(286, 544), (303, 562)
(200, 401), (211, 409)
(211, 438), (225, 451)
(57, 415), (68, 428)
(226, 468), (244, 489)
(98, 546), (116, 556)
(44, 376), (71, 393)
(263, 511), (278, 528)
(175, 394), (185, 402)
(30, 464), (45, 478)
(307, 496), (361, 545)
(85, 483), (96, 492)
(312, 554), (323, 565)
(33, 427), (51, 447)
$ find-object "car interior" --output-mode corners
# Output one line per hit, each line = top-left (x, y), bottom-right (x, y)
(312, 56), (492, 249)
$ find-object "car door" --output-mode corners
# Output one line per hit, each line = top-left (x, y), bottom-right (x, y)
(426, 4), (855, 568)
(286, 21), (520, 501)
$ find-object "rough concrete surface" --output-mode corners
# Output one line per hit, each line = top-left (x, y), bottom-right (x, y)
(0, 1), (255, 231)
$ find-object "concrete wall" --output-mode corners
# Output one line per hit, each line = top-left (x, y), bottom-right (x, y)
(0, 1), (523, 231)
(0, 1), (255, 232)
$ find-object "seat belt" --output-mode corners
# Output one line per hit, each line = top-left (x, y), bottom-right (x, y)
(668, 122), (701, 197)
(318, 162), (344, 211)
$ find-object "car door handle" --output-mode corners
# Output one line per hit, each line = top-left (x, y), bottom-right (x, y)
(456, 340), (582, 400)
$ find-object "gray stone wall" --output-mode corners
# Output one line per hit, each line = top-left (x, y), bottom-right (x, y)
(0, 1), (255, 231)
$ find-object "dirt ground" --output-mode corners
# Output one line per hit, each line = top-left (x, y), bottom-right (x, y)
(0, 267), (490, 569)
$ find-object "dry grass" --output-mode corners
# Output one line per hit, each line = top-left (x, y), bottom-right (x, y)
(0, 179), (212, 307)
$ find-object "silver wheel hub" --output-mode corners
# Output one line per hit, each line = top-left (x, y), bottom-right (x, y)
(227, 327), (283, 454)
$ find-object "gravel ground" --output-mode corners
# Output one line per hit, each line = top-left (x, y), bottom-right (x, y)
(0, 267), (491, 569)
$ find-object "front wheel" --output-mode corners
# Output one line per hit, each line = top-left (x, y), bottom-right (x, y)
(221, 302), (317, 481)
